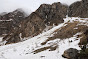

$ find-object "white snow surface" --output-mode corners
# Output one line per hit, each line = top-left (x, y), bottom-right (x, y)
(0, 17), (84, 59)
(0, 0), (81, 15)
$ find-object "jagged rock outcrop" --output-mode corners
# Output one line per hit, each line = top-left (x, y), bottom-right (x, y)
(21, 12), (45, 38)
(0, 9), (25, 36)
(2, 2), (68, 44)
(62, 48), (78, 59)
(3, 12), (45, 44)
(35, 2), (68, 25)
(0, 9), (25, 24)
(68, 0), (88, 18)
(82, 0), (88, 9)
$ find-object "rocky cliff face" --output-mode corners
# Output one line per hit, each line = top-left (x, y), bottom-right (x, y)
(0, 9), (25, 36)
(1, 2), (68, 44)
(35, 2), (68, 25)
(3, 12), (45, 44)
(21, 12), (45, 38)
(0, 1), (88, 59)
(2, 12), (46, 44)
(68, 0), (88, 18)
(1, 0), (88, 44)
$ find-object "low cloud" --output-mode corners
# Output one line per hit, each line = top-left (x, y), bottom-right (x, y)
(0, 0), (81, 15)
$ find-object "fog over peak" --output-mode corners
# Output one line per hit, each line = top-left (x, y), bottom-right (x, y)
(0, 0), (81, 15)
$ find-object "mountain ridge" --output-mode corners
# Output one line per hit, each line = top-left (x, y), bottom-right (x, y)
(0, 0), (88, 59)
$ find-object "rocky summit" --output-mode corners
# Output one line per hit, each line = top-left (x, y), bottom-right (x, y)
(0, 9), (25, 36)
(2, 0), (88, 44)
(35, 2), (68, 25)
(0, 0), (88, 45)
(1, 2), (68, 44)
(0, 0), (88, 59)
(68, 0), (88, 18)
(0, 0), (88, 43)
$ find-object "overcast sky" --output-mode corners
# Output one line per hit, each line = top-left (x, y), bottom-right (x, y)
(0, 0), (81, 14)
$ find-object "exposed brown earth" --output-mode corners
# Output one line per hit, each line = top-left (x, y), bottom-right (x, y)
(41, 21), (88, 45)
(33, 45), (58, 54)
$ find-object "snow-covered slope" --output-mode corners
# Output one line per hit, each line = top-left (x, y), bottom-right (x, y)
(0, 17), (87, 59)
(0, 0), (81, 14)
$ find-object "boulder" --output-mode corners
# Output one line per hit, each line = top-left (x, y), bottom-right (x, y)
(62, 48), (78, 59)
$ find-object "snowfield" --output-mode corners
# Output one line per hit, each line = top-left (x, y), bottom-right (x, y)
(0, 17), (86, 59)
